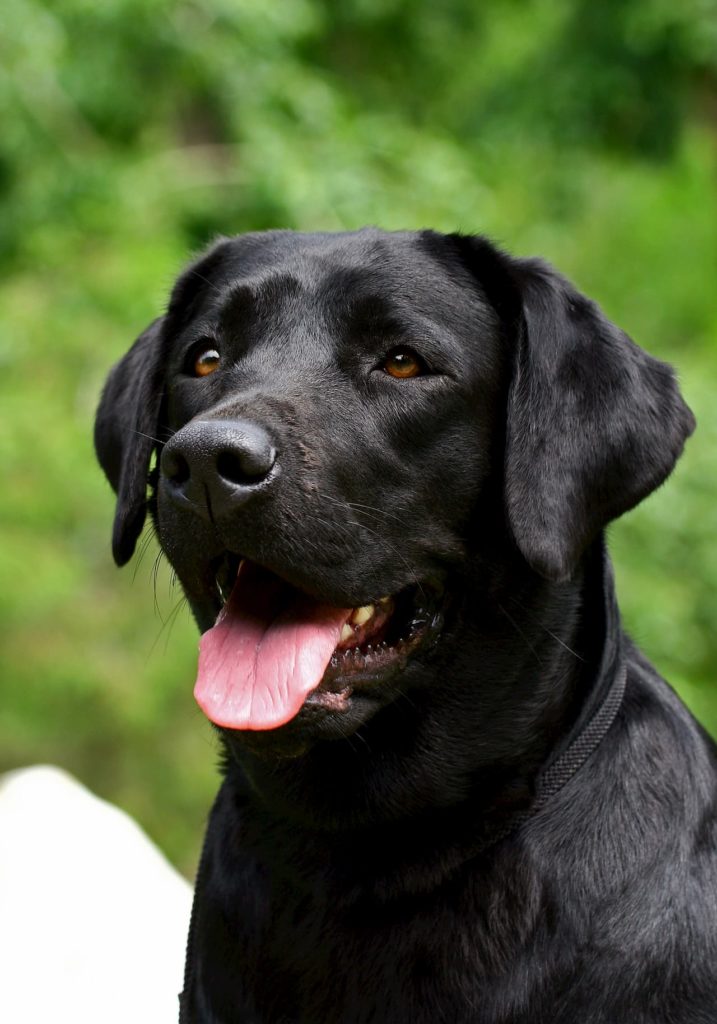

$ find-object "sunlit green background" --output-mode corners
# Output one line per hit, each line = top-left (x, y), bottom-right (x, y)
(1, 0), (716, 875)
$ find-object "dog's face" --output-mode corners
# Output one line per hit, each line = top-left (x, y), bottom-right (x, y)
(160, 234), (503, 598)
(95, 229), (694, 757)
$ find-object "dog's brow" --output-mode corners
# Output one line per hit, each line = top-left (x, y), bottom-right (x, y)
(220, 274), (309, 327)
(332, 288), (404, 337)
(220, 283), (257, 325)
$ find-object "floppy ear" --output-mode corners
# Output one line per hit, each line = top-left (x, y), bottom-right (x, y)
(94, 238), (235, 566)
(504, 258), (695, 581)
(94, 318), (166, 567)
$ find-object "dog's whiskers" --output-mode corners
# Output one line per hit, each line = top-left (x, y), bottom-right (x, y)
(303, 512), (353, 547)
(151, 548), (166, 620)
(394, 689), (418, 713)
(320, 493), (412, 529)
(131, 429), (167, 445)
(185, 267), (224, 297)
(132, 525), (157, 581)
(506, 595), (585, 662)
(313, 497), (425, 603)
(497, 602), (545, 667)
(148, 594), (190, 658)
(542, 629), (584, 662)
(350, 519), (426, 604)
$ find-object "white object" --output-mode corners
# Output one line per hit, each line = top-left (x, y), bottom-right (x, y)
(0, 765), (193, 1024)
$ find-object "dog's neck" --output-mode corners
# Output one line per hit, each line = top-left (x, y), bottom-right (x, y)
(454, 535), (620, 784)
(221, 539), (621, 849)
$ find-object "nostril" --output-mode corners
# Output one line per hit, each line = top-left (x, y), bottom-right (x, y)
(216, 446), (276, 486)
(162, 448), (190, 486)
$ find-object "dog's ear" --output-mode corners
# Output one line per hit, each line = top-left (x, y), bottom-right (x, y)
(503, 257), (695, 581)
(94, 318), (166, 567)
(94, 237), (234, 566)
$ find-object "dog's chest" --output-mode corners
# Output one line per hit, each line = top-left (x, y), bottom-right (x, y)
(192, 823), (571, 1024)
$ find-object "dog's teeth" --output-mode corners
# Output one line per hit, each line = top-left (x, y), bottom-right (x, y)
(351, 604), (374, 626)
(340, 624), (354, 642)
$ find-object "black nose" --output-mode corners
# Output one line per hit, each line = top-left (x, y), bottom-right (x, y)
(160, 419), (278, 520)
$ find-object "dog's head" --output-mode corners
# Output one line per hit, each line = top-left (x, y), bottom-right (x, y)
(95, 229), (694, 754)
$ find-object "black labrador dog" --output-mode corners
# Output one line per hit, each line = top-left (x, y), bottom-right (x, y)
(95, 230), (717, 1023)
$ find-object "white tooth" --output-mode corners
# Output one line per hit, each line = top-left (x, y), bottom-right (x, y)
(340, 624), (354, 642)
(351, 604), (375, 626)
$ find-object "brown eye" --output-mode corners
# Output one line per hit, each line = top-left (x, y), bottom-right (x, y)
(193, 348), (220, 377)
(383, 347), (424, 379)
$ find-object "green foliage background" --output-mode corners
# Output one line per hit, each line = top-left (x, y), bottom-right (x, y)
(1, 0), (716, 874)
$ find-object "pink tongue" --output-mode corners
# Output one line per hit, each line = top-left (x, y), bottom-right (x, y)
(194, 562), (351, 730)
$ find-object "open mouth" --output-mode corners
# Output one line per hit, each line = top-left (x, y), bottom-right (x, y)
(194, 556), (444, 731)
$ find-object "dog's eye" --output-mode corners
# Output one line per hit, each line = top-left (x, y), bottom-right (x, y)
(192, 347), (221, 378)
(382, 347), (425, 379)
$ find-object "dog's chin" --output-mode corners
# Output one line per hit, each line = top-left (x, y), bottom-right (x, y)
(220, 691), (387, 760)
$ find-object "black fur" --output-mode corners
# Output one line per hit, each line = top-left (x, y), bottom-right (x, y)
(95, 229), (717, 1023)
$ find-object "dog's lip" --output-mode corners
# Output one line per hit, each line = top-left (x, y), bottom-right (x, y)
(306, 604), (444, 709)
(316, 590), (444, 694)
